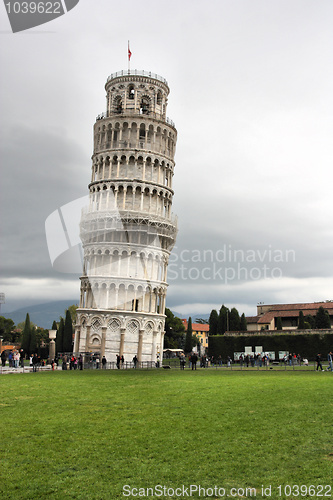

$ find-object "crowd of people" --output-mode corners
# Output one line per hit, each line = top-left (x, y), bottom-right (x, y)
(1, 349), (332, 372)
(1, 349), (25, 368)
(175, 351), (333, 371)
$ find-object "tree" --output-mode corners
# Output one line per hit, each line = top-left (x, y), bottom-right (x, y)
(240, 313), (247, 331)
(229, 307), (240, 331)
(218, 305), (229, 334)
(21, 314), (31, 355)
(276, 317), (283, 330)
(67, 304), (78, 325)
(305, 314), (316, 329)
(63, 309), (73, 353)
(298, 311), (305, 329)
(208, 309), (219, 336)
(29, 326), (37, 354)
(0, 316), (16, 342)
(52, 320), (57, 331)
(184, 317), (193, 353)
(315, 306), (331, 329)
(164, 308), (185, 349)
(56, 317), (64, 354)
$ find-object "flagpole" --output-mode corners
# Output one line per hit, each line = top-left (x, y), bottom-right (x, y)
(128, 40), (130, 72)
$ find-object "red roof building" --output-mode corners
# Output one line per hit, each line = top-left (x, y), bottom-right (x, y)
(246, 301), (333, 331)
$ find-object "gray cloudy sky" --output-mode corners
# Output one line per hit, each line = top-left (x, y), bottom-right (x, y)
(1, 0), (333, 318)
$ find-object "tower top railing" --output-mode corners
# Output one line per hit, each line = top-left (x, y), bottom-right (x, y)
(106, 70), (168, 86)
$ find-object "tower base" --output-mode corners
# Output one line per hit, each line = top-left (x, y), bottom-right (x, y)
(74, 309), (165, 364)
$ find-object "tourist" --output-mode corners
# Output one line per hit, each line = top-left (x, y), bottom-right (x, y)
(327, 352), (333, 372)
(95, 356), (100, 369)
(132, 355), (138, 369)
(191, 353), (197, 370)
(14, 351), (20, 368)
(316, 353), (323, 371)
(116, 354), (120, 369)
(1, 350), (6, 367)
(20, 350), (25, 368)
(32, 353), (38, 372)
(102, 356), (107, 369)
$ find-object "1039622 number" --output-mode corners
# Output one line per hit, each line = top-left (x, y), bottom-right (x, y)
(277, 485), (332, 497)
(5, 2), (61, 14)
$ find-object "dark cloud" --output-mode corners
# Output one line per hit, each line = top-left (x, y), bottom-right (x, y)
(0, 124), (86, 280)
(1, 0), (333, 315)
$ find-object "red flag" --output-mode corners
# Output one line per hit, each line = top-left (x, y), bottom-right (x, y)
(128, 42), (132, 61)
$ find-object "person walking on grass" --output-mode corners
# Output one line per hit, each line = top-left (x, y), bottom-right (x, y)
(191, 353), (198, 370)
(32, 353), (38, 372)
(316, 353), (323, 371)
(327, 352), (333, 372)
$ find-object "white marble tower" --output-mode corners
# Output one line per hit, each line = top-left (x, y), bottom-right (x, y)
(73, 70), (177, 364)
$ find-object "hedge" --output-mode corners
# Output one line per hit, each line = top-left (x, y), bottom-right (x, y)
(208, 331), (333, 361)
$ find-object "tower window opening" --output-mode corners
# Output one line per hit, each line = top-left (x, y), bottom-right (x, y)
(132, 299), (139, 312)
(157, 90), (162, 105)
(139, 127), (145, 139)
(114, 96), (123, 114)
(140, 98), (149, 115)
(128, 85), (135, 99)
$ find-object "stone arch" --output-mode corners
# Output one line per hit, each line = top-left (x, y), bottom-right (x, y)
(127, 319), (140, 335)
(130, 122), (137, 144)
(127, 154), (135, 178)
(111, 155), (118, 177)
(140, 95), (151, 115)
(139, 123), (146, 140)
(109, 283), (117, 309)
(147, 124), (154, 144)
(108, 317), (121, 332)
(122, 122), (129, 144)
(91, 316), (102, 332)
(128, 84), (135, 99)
(114, 95), (122, 114)
(118, 283), (126, 309)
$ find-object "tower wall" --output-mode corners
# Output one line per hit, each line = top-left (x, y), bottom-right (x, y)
(73, 70), (177, 364)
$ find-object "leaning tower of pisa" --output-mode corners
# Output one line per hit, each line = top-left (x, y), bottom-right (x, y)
(73, 70), (177, 364)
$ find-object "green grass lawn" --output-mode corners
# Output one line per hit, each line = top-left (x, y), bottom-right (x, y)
(0, 370), (332, 499)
